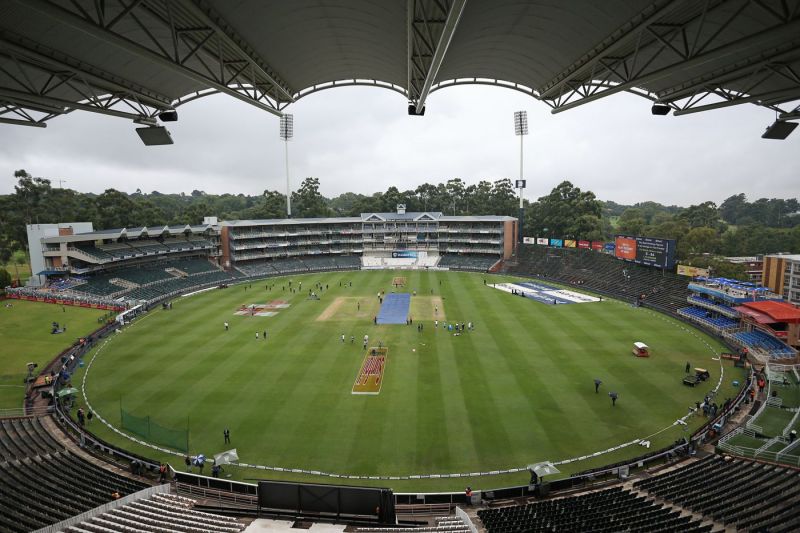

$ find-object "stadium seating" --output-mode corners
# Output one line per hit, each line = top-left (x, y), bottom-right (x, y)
(300, 255), (338, 271)
(678, 306), (739, 329)
(687, 295), (739, 317)
(634, 455), (800, 531)
(0, 416), (149, 532)
(507, 246), (690, 313)
(127, 241), (169, 254)
(236, 255), (362, 278)
(477, 485), (712, 533)
(74, 243), (112, 261)
(63, 492), (245, 533)
(333, 255), (362, 269)
(731, 330), (795, 357)
(439, 254), (499, 271)
(65, 257), (236, 303)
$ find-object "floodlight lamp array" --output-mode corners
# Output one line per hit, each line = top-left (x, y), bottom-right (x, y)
(514, 110), (528, 136)
(279, 114), (294, 140)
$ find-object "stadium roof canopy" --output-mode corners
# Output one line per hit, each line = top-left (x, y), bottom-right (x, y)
(1, 0), (799, 135)
(737, 300), (800, 324)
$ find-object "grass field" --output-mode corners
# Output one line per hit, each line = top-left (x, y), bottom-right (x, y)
(70, 270), (743, 491)
(0, 300), (107, 409)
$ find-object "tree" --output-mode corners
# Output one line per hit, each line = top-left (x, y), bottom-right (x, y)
(678, 227), (719, 257)
(528, 181), (602, 238)
(719, 193), (747, 224)
(678, 201), (721, 229)
(0, 268), (11, 289)
(291, 177), (330, 218)
(617, 208), (647, 236)
(445, 178), (465, 215)
(490, 179), (517, 217)
(94, 189), (137, 228)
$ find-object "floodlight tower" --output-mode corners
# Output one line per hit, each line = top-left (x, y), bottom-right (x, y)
(279, 114), (294, 218)
(514, 110), (528, 244)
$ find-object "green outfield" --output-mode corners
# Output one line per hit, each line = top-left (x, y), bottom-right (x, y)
(68, 270), (743, 491)
(0, 300), (107, 409)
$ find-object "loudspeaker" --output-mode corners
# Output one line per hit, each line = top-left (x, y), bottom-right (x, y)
(407, 104), (425, 116)
(651, 104), (671, 115)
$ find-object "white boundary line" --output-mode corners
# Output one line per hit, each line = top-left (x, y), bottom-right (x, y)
(82, 279), (728, 480)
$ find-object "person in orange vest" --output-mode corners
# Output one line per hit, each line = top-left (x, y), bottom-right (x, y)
(465, 486), (473, 505)
(159, 463), (168, 483)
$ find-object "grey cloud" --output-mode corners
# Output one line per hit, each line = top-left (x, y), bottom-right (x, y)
(0, 85), (797, 205)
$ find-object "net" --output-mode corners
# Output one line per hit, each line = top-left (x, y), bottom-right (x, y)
(120, 408), (188, 452)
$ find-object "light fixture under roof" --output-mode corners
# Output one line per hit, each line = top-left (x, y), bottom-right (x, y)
(762, 120), (797, 140)
(136, 126), (173, 145)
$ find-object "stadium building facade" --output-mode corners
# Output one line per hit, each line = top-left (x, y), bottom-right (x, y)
(220, 211), (517, 274)
(762, 254), (800, 305)
(22, 211), (517, 300)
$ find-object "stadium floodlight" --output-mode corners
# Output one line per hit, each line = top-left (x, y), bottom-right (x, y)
(279, 114), (294, 217)
(762, 119), (797, 140)
(514, 111), (528, 244)
(158, 110), (178, 122)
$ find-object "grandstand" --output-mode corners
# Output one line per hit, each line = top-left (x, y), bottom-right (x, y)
(478, 485), (712, 533)
(475, 455), (800, 533)
(220, 210), (515, 270)
(0, 417), (149, 532)
(633, 455), (800, 531)
(20, 211), (514, 308)
(505, 245), (690, 313)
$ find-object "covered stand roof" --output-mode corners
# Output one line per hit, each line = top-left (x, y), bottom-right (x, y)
(0, 0), (798, 132)
(735, 300), (800, 324)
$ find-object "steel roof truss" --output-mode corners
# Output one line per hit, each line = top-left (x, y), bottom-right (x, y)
(407, 0), (466, 113)
(0, 51), (163, 122)
(22, 0), (289, 116)
(548, 0), (800, 114)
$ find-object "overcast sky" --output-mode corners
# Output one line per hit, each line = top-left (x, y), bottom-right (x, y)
(0, 85), (797, 207)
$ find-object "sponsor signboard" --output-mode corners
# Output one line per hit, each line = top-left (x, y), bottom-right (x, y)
(614, 236), (637, 260)
(391, 250), (417, 258)
(591, 241), (604, 251)
(578, 240), (590, 249)
(677, 265), (710, 277)
(564, 239), (577, 248)
(536, 237), (549, 245)
(550, 238), (563, 247)
(522, 237), (536, 244)
(614, 235), (677, 269)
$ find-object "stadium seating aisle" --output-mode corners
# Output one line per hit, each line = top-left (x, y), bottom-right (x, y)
(63, 493), (245, 533)
(0, 416), (149, 532)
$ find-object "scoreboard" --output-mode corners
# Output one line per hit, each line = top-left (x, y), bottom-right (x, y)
(614, 235), (676, 269)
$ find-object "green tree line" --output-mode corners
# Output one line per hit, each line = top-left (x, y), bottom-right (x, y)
(2, 170), (799, 267)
